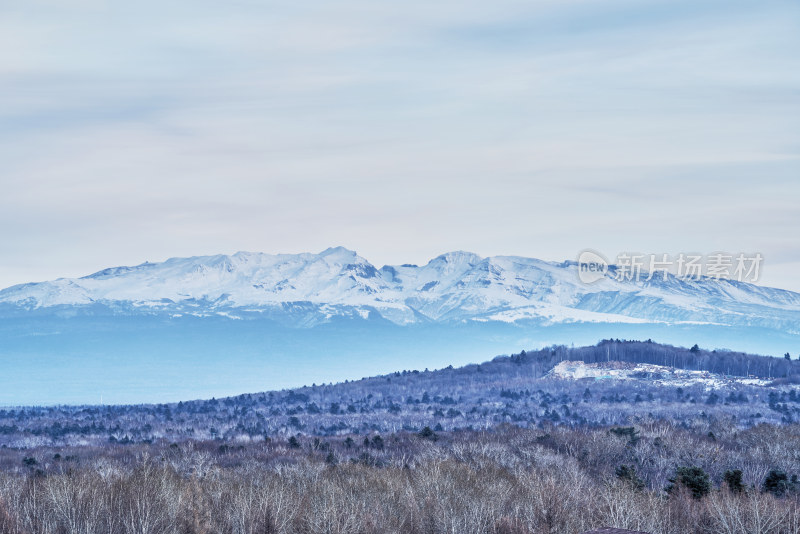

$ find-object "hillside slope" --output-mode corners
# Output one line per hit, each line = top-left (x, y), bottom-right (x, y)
(3, 341), (799, 447)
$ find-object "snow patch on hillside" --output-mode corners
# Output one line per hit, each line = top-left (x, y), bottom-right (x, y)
(547, 360), (773, 389)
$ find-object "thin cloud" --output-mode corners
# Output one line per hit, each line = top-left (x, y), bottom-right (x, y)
(0, 0), (797, 290)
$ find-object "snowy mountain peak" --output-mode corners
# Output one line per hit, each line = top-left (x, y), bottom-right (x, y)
(319, 245), (359, 259)
(1, 249), (799, 331)
(428, 251), (483, 267)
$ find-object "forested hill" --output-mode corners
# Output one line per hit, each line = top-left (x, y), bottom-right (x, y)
(502, 339), (800, 381)
(2, 340), (799, 447)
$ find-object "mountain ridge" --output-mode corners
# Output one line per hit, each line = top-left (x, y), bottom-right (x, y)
(1, 247), (799, 332)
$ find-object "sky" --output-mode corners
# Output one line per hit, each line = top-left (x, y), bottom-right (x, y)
(1, 0), (799, 291)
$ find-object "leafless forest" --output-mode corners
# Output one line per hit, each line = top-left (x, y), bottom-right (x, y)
(1, 422), (800, 533)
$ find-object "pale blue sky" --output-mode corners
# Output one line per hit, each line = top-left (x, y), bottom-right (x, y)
(1, 0), (799, 289)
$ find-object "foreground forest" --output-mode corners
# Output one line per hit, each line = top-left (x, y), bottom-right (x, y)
(1, 422), (800, 533)
(2, 340), (800, 447)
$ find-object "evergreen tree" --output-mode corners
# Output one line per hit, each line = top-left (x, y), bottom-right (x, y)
(610, 426), (640, 445)
(763, 469), (791, 497)
(667, 466), (711, 499)
(418, 426), (438, 441)
(615, 465), (645, 489)
(723, 469), (744, 493)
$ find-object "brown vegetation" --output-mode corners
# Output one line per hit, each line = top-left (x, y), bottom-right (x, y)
(0, 422), (799, 533)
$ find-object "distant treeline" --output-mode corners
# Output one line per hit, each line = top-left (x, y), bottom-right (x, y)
(1, 340), (799, 447)
(500, 339), (800, 380)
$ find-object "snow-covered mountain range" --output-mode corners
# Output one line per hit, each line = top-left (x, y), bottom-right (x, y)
(2, 247), (799, 332)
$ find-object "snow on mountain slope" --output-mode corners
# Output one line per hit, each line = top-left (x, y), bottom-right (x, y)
(1, 247), (799, 330)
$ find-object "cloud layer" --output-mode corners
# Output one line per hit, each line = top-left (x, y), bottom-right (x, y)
(1, 0), (798, 289)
